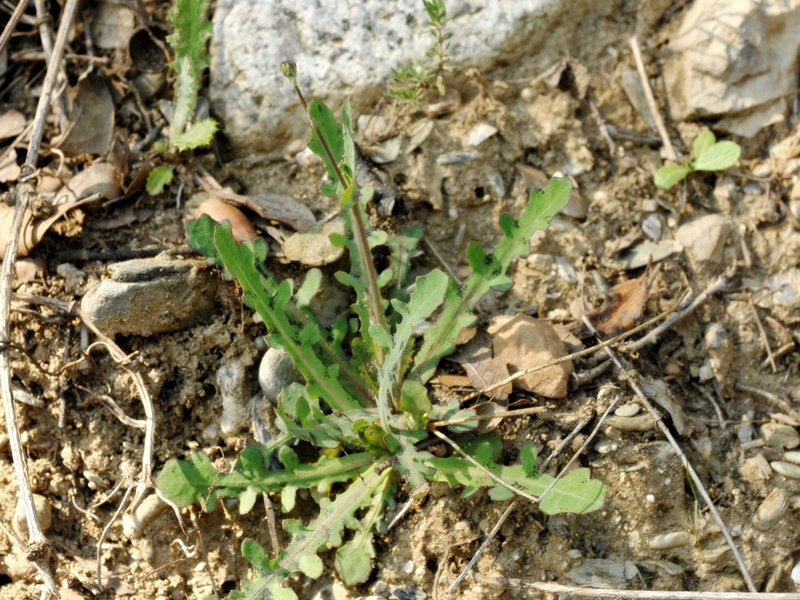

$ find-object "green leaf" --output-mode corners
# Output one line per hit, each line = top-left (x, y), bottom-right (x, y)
(372, 269), (449, 433)
(167, 0), (213, 147)
(335, 468), (395, 584)
(410, 178), (571, 383)
(225, 468), (393, 598)
(692, 130), (716, 159)
(693, 140), (741, 172)
(213, 225), (369, 411)
(146, 165), (174, 195)
(173, 117), (219, 151)
(307, 99), (345, 195)
(427, 441), (605, 514)
(654, 164), (691, 189)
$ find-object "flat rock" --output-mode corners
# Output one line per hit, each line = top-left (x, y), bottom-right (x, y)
(663, 0), (800, 137)
(210, 0), (611, 153)
(81, 258), (217, 336)
(675, 214), (733, 265)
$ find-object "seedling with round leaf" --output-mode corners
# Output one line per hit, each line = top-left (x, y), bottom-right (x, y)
(654, 130), (741, 190)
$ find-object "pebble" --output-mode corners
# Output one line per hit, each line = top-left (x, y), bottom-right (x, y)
(218, 358), (257, 436)
(258, 347), (304, 400)
(675, 214), (733, 265)
(392, 589), (426, 600)
(753, 487), (789, 531)
(760, 422), (800, 449)
(606, 414), (655, 432)
(641, 214), (662, 240)
(782, 450), (800, 465)
(565, 558), (638, 589)
(617, 239), (682, 270)
(614, 402), (641, 418)
(122, 493), (168, 539)
(649, 531), (693, 550)
(282, 219), (346, 267)
(436, 151), (479, 165)
(467, 122), (498, 146)
(770, 461), (800, 480)
(766, 269), (800, 308)
(13, 494), (51, 538)
(80, 258), (218, 336)
(792, 561), (800, 585)
(594, 440), (619, 454)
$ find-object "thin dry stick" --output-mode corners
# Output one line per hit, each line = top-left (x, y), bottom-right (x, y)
(629, 35), (676, 161)
(735, 382), (800, 423)
(33, 0), (68, 130)
(581, 315), (757, 593)
(748, 297), (777, 373)
(0, 0), (30, 57)
(0, 1), (81, 596)
(474, 574), (799, 599)
(623, 267), (734, 353)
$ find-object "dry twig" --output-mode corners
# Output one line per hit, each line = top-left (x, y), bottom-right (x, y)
(0, 1), (81, 595)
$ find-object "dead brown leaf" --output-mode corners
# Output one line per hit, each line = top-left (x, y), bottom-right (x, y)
(451, 329), (512, 401)
(0, 162), (121, 259)
(488, 314), (573, 399)
(55, 73), (115, 156)
(574, 264), (651, 339)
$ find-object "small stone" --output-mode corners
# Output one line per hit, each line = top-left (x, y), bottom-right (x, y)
(641, 214), (662, 240)
(782, 450), (800, 465)
(770, 461), (800, 480)
(760, 423), (800, 449)
(401, 560), (415, 574)
(80, 258), (217, 336)
(282, 219), (346, 267)
(13, 494), (51, 538)
(122, 494), (168, 539)
(606, 414), (655, 432)
(467, 122), (498, 146)
(615, 403), (641, 418)
(649, 531), (693, 550)
(218, 358), (258, 436)
(753, 487), (789, 531)
(565, 558), (635, 589)
(259, 348), (304, 400)
(594, 440), (618, 454)
(436, 151), (479, 165)
(675, 214), (733, 265)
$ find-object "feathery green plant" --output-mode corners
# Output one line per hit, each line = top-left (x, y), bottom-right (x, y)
(156, 61), (604, 599)
(147, 0), (218, 195)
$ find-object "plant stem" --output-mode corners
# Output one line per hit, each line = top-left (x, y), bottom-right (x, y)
(283, 62), (386, 363)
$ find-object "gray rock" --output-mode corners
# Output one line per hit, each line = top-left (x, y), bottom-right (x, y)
(760, 422), (800, 449)
(80, 258), (217, 336)
(259, 347), (304, 400)
(565, 558), (638, 589)
(218, 359), (257, 436)
(663, 0), (800, 137)
(675, 214), (733, 265)
(210, 0), (601, 153)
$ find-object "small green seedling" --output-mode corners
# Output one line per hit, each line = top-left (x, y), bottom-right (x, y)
(654, 130), (741, 190)
(147, 0), (218, 195)
(157, 62), (605, 600)
(388, 0), (452, 113)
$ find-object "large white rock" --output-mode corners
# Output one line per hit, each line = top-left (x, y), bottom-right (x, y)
(663, 0), (800, 137)
(210, 0), (600, 153)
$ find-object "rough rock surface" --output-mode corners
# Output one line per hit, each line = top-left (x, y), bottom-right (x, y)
(210, 0), (620, 153)
(80, 258), (217, 336)
(663, 0), (800, 137)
